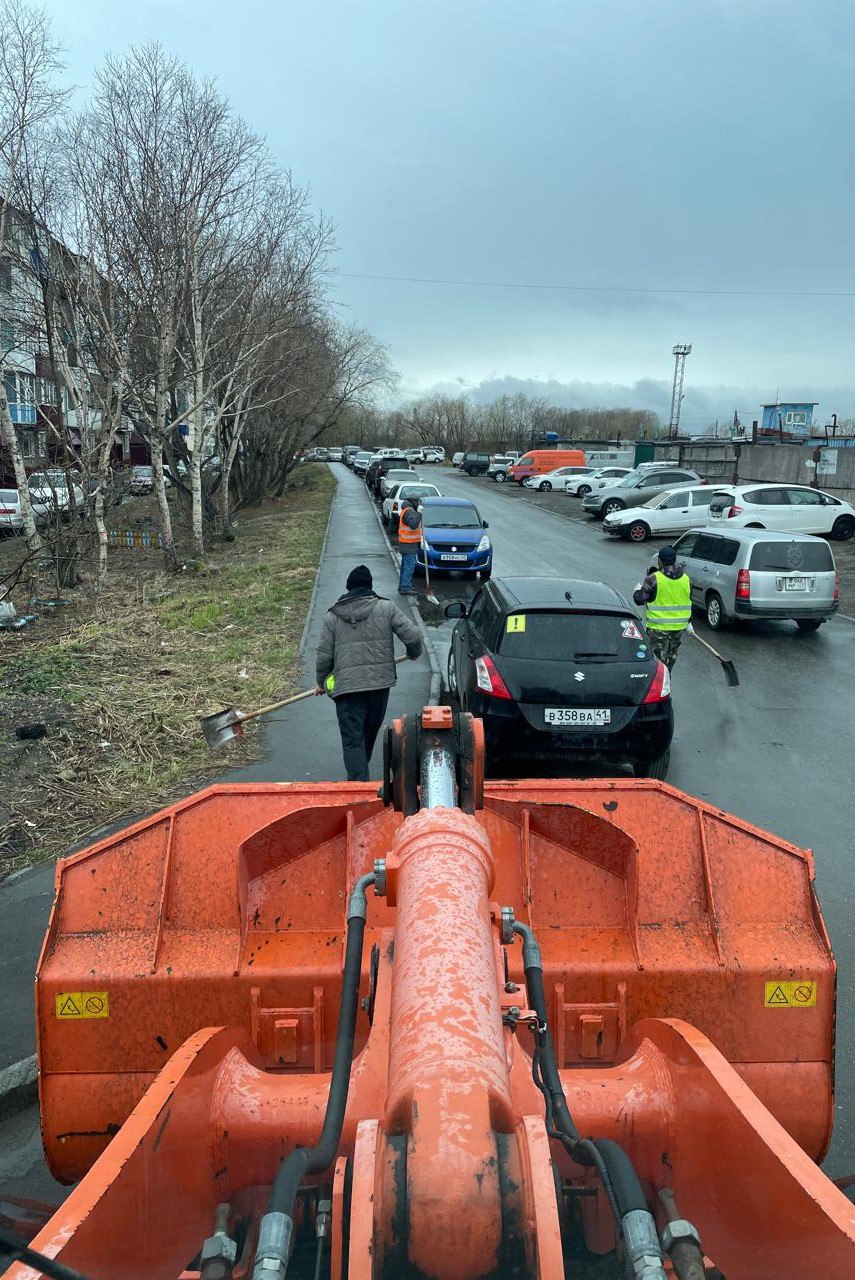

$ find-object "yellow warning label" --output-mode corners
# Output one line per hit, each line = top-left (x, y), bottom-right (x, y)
(764, 981), (817, 1008)
(55, 991), (110, 1019)
(506, 614), (526, 633)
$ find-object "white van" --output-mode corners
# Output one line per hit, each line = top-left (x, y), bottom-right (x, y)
(585, 449), (635, 469)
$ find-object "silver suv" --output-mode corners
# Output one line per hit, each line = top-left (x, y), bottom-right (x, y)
(671, 527), (839, 632)
(581, 466), (701, 518)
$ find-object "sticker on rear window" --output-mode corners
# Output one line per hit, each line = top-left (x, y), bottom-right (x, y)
(506, 615), (526, 633)
(621, 620), (642, 640)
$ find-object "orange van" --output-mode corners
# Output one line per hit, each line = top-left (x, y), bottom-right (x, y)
(507, 449), (587, 485)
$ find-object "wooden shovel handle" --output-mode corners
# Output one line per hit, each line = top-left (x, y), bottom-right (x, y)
(237, 655), (409, 725)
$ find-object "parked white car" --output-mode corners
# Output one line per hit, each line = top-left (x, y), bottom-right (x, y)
(603, 484), (733, 542)
(382, 481), (442, 527)
(452, 451), (465, 468)
(27, 470), (85, 518)
(572, 466), (634, 498)
(522, 465), (595, 493)
(379, 468), (419, 500)
(421, 447), (445, 463)
(707, 483), (855, 541)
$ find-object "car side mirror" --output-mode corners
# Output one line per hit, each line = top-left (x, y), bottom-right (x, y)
(482, 520), (489, 529)
(445, 601), (467, 619)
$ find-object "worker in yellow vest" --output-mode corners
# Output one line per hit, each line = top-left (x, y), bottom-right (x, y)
(632, 545), (693, 670)
(397, 499), (422, 595)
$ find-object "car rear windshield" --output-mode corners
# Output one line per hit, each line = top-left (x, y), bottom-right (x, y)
(749, 541), (834, 572)
(423, 504), (481, 528)
(498, 611), (646, 661)
(0, 489), (19, 503)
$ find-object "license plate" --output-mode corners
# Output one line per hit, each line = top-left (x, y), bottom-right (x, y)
(778, 576), (813, 592)
(440, 553), (468, 562)
(544, 707), (611, 726)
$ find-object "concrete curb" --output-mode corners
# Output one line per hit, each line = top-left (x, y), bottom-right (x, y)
(368, 496), (442, 704)
(0, 1053), (37, 1120)
(297, 467), (336, 664)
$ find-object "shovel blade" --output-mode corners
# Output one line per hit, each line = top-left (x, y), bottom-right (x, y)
(721, 660), (740, 688)
(199, 706), (243, 749)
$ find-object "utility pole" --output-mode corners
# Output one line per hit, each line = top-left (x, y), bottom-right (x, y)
(668, 343), (692, 438)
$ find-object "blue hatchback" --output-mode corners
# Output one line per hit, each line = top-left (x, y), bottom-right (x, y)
(417, 496), (492, 578)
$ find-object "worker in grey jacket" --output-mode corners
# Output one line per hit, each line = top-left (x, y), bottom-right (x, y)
(315, 564), (423, 780)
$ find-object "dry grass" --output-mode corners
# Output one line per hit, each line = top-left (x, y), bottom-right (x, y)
(0, 465), (334, 876)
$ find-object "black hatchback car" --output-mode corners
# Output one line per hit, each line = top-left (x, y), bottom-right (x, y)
(445, 576), (673, 777)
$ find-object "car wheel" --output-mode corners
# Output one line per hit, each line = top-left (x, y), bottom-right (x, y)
(796, 618), (823, 633)
(494, 471), (506, 483)
(706, 592), (725, 630)
(831, 515), (855, 541)
(447, 646), (459, 697)
(627, 521), (649, 542)
(745, 522), (764, 529)
(539, 480), (552, 492)
(603, 499), (625, 516)
(635, 750), (670, 780)
(576, 484), (591, 498)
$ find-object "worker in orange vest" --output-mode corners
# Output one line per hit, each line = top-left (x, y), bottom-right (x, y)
(398, 499), (422, 595)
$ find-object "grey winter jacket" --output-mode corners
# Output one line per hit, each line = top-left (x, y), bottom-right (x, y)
(315, 589), (423, 697)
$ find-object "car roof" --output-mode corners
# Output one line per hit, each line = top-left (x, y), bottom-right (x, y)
(421, 496), (475, 506)
(490, 576), (631, 611)
(682, 525), (828, 545)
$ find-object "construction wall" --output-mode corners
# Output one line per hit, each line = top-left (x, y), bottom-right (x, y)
(649, 440), (855, 504)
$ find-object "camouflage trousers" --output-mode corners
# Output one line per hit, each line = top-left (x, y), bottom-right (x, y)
(647, 628), (684, 671)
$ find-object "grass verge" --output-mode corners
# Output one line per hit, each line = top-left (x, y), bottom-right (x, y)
(0, 465), (334, 876)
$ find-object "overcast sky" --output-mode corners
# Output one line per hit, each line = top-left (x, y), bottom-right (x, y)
(52, 0), (855, 426)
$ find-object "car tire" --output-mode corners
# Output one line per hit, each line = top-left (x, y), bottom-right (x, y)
(706, 592), (726, 630)
(494, 471), (506, 483)
(831, 515), (855, 541)
(745, 522), (764, 529)
(796, 618), (823, 633)
(603, 499), (625, 516)
(627, 521), (650, 542)
(538, 480), (552, 492)
(636, 750), (670, 781)
(576, 484), (591, 498)
(447, 647), (459, 697)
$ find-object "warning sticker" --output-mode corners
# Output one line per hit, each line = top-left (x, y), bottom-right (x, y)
(55, 991), (110, 1019)
(621, 619), (642, 640)
(764, 981), (817, 1008)
(506, 614), (526, 633)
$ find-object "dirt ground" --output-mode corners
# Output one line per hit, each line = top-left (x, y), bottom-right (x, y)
(0, 465), (333, 876)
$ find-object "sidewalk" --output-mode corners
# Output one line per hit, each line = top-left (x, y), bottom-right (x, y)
(0, 465), (431, 1081)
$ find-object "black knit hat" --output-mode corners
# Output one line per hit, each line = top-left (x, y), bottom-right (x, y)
(346, 564), (373, 590)
(659, 545), (677, 565)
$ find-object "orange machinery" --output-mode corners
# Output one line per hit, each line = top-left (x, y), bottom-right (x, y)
(10, 707), (855, 1279)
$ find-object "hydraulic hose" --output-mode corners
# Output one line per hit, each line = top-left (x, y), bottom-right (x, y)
(252, 872), (376, 1280)
(513, 922), (666, 1278)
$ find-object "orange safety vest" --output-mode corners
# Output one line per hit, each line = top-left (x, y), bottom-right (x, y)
(398, 508), (422, 545)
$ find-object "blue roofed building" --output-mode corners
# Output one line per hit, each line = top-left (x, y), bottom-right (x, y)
(759, 402), (817, 441)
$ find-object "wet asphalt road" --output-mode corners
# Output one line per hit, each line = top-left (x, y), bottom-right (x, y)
(404, 464), (855, 1174)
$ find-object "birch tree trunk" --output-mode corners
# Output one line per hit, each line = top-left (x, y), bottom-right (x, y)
(0, 392), (41, 548)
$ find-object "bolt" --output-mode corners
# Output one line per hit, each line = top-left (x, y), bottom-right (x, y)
(504, 981), (520, 993)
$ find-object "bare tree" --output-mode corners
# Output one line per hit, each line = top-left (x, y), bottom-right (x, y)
(0, 0), (66, 548)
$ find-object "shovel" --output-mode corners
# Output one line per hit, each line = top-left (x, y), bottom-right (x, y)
(199, 657), (408, 749)
(421, 545), (439, 606)
(690, 630), (739, 687)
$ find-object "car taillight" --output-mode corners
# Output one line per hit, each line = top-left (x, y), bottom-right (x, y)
(727, 505), (743, 518)
(834, 572), (840, 602)
(736, 569), (751, 600)
(644, 660), (671, 703)
(474, 655), (513, 700)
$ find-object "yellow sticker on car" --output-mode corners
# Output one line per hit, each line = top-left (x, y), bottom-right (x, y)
(764, 981), (817, 1008)
(506, 615), (526, 633)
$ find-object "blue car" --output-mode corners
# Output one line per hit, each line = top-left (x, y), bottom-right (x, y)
(417, 496), (492, 578)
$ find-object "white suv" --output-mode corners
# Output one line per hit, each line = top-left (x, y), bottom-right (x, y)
(708, 484), (855, 541)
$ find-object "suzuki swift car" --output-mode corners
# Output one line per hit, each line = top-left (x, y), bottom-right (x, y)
(445, 577), (673, 776)
(417, 496), (492, 578)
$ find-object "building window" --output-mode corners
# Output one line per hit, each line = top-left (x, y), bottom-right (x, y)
(785, 411), (808, 426)
(0, 319), (14, 351)
(0, 257), (11, 291)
